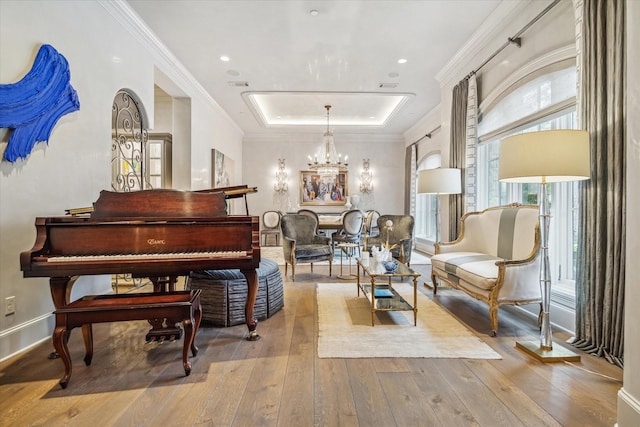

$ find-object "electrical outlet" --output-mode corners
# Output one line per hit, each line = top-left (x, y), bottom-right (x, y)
(5, 296), (15, 315)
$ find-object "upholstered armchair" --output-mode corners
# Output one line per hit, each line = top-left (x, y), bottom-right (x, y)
(364, 214), (414, 265)
(280, 214), (333, 281)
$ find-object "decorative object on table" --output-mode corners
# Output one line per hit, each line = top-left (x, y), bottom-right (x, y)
(499, 129), (590, 362)
(359, 159), (374, 193)
(273, 158), (288, 193)
(350, 193), (360, 210)
(383, 260), (399, 273)
(370, 246), (391, 263)
(344, 196), (352, 209)
(1, 44), (80, 162)
(366, 215), (414, 265)
(383, 219), (398, 251)
(417, 168), (462, 244)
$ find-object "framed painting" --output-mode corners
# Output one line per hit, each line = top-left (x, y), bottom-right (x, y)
(300, 170), (348, 206)
(211, 149), (234, 188)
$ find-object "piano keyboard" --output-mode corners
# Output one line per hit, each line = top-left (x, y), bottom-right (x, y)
(47, 251), (248, 262)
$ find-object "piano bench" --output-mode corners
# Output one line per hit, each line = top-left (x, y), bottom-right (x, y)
(52, 289), (202, 389)
(189, 258), (284, 327)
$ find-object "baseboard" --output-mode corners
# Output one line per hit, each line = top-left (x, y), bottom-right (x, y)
(508, 301), (575, 335)
(0, 313), (53, 363)
(618, 388), (640, 426)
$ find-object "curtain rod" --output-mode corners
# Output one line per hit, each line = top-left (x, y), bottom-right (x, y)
(468, 0), (561, 78)
(409, 125), (442, 146)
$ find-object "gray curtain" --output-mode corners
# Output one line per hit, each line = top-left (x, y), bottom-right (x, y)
(404, 144), (416, 215)
(449, 78), (468, 240)
(573, 0), (625, 367)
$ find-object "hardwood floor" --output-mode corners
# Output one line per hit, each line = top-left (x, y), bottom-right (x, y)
(0, 262), (622, 426)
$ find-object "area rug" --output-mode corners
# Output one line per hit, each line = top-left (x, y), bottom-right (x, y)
(261, 246), (431, 266)
(316, 282), (502, 359)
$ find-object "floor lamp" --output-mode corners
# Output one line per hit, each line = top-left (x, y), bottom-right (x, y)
(418, 168), (461, 288)
(499, 129), (590, 362)
(418, 168), (462, 244)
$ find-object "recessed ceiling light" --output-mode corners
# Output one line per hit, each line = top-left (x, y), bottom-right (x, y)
(310, 10), (319, 16)
(220, 55), (230, 62)
(397, 58), (407, 64)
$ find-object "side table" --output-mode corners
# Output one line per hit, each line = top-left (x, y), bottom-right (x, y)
(336, 243), (359, 280)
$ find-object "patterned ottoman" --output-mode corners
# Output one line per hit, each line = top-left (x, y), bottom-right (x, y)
(188, 258), (284, 327)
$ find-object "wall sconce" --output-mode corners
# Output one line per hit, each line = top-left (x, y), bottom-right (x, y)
(273, 158), (288, 193)
(359, 158), (374, 193)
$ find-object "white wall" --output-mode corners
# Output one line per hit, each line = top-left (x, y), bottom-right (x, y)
(0, 0), (243, 361)
(243, 133), (405, 218)
(620, 2), (640, 425)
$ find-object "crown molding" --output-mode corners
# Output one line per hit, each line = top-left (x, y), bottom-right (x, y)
(242, 132), (404, 145)
(435, 0), (532, 86)
(98, 0), (243, 135)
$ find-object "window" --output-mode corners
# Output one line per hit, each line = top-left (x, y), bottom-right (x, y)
(415, 154), (441, 245)
(476, 65), (578, 307)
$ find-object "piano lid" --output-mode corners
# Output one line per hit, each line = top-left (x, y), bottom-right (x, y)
(91, 189), (228, 218)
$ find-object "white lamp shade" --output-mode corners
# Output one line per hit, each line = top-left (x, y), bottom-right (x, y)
(418, 168), (462, 194)
(499, 130), (590, 183)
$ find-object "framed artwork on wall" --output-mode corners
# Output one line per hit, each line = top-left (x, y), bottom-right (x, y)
(212, 149), (234, 188)
(299, 170), (348, 206)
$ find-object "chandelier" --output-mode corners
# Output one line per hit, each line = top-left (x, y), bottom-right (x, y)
(307, 105), (348, 180)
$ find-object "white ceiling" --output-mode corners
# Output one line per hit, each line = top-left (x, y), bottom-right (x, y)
(127, 0), (502, 137)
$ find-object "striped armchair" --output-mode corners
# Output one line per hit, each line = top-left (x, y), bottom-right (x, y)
(430, 204), (542, 336)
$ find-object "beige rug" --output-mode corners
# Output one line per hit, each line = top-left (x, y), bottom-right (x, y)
(261, 246), (431, 266)
(316, 282), (502, 359)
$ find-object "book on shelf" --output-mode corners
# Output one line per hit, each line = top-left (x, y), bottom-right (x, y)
(373, 288), (393, 298)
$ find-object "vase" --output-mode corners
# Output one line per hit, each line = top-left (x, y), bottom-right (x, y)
(345, 196), (352, 210)
(350, 194), (360, 209)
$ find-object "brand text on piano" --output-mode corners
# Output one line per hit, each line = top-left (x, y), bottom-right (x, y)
(147, 239), (166, 245)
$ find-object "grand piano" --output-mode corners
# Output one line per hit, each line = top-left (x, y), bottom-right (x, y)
(20, 188), (261, 388)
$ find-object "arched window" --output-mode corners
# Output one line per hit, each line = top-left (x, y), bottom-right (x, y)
(476, 64), (578, 313)
(111, 89), (150, 192)
(415, 153), (441, 246)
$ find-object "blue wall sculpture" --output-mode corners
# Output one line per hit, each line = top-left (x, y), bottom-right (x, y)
(0, 44), (80, 162)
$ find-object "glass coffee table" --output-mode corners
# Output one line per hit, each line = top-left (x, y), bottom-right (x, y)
(356, 257), (421, 326)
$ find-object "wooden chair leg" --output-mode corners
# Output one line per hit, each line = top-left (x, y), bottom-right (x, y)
(489, 302), (499, 337)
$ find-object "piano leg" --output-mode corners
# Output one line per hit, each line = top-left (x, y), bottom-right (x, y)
(241, 269), (260, 341)
(49, 277), (76, 388)
(52, 325), (72, 389)
(191, 294), (202, 356)
(82, 324), (93, 366)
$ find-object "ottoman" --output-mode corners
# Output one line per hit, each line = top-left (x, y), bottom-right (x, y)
(188, 258), (284, 327)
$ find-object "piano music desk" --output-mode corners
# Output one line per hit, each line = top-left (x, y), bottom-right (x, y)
(52, 288), (202, 389)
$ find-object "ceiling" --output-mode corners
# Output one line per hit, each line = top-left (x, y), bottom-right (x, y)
(127, 0), (502, 137)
